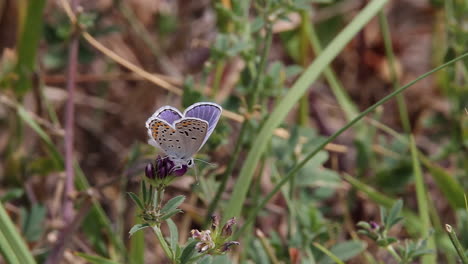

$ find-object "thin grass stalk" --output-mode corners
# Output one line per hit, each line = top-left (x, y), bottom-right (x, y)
(205, 122), (248, 224)
(249, 12), (273, 111)
(410, 136), (436, 263)
(306, 18), (359, 122)
(235, 52), (468, 237)
(378, 11), (411, 133)
(312, 242), (344, 264)
(445, 224), (468, 264)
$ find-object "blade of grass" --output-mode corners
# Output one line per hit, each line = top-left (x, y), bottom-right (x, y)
(0, 202), (36, 264)
(378, 11), (411, 133)
(15, 0), (46, 94)
(0, 228), (21, 264)
(419, 155), (465, 210)
(446, 224), (468, 264)
(129, 217), (145, 264)
(305, 15), (359, 122)
(224, 0), (389, 221)
(75, 252), (121, 264)
(410, 135), (436, 264)
(235, 51), (468, 237)
(313, 243), (344, 264)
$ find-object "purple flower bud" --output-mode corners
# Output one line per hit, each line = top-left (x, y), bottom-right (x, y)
(145, 163), (156, 180)
(149, 156), (188, 180)
(211, 215), (220, 230)
(370, 221), (379, 230)
(221, 218), (236, 237)
(220, 241), (240, 252)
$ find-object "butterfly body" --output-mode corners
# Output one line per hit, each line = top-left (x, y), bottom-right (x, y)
(146, 102), (222, 169)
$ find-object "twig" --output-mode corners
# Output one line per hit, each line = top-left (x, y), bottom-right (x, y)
(45, 198), (93, 264)
(63, 0), (79, 226)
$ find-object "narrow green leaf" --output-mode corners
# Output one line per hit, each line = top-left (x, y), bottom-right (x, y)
(0, 188), (24, 202)
(410, 136), (436, 264)
(224, 0), (389, 221)
(314, 242), (344, 264)
(15, 0), (46, 94)
(161, 209), (183, 221)
(0, 228), (21, 264)
(0, 202), (36, 264)
(166, 219), (179, 255)
(318, 241), (366, 264)
(180, 240), (198, 264)
(127, 192), (145, 210)
(75, 252), (121, 264)
(420, 155), (465, 209)
(20, 204), (46, 241)
(129, 219), (145, 264)
(385, 200), (403, 228)
(161, 195), (185, 215)
(129, 223), (150, 237)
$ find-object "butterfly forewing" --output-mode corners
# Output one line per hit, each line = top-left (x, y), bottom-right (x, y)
(184, 103), (222, 145)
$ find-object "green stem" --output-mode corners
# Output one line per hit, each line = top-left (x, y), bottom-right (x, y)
(156, 187), (165, 212)
(249, 20), (273, 111)
(298, 11), (310, 127)
(446, 224), (468, 264)
(152, 226), (174, 263)
(378, 11), (411, 133)
(212, 61), (226, 96)
(205, 122), (249, 224)
(386, 245), (402, 263)
(235, 52), (468, 238)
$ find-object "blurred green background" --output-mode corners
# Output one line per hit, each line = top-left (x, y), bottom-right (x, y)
(0, 0), (467, 263)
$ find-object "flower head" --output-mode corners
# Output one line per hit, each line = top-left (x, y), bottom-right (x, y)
(144, 156), (188, 187)
(190, 216), (239, 255)
(191, 229), (215, 253)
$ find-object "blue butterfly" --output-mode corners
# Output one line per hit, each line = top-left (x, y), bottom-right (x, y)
(146, 102), (222, 169)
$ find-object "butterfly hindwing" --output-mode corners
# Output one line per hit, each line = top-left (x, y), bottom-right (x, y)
(174, 118), (208, 158)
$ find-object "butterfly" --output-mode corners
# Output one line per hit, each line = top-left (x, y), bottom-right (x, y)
(146, 102), (222, 169)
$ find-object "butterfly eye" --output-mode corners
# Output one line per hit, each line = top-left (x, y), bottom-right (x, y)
(187, 159), (194, 167)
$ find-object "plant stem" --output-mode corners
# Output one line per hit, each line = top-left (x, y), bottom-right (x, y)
(235, 52), (468, 237)
(212, 61), (226, 96)
(152, 226), (174, 263)
(446, 224), (468, 264)
(386, 245), (402, 262)
(156, 187), (165, 211)
(205, 122), (248, 224)
(63, 0), (79, 234)
(249, 18), (273, 111)
(378, 11), (411, 133)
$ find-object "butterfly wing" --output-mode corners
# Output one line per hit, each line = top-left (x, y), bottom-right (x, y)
(147, 117), (208, 161)
(184, 102), (222, 147)
(173, 118), (208, 159)
(146, 106), (183, 126)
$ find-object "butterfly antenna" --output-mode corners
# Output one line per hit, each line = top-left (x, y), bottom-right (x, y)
(194, 163), (199, 183)
(193, 158), (216, 167)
